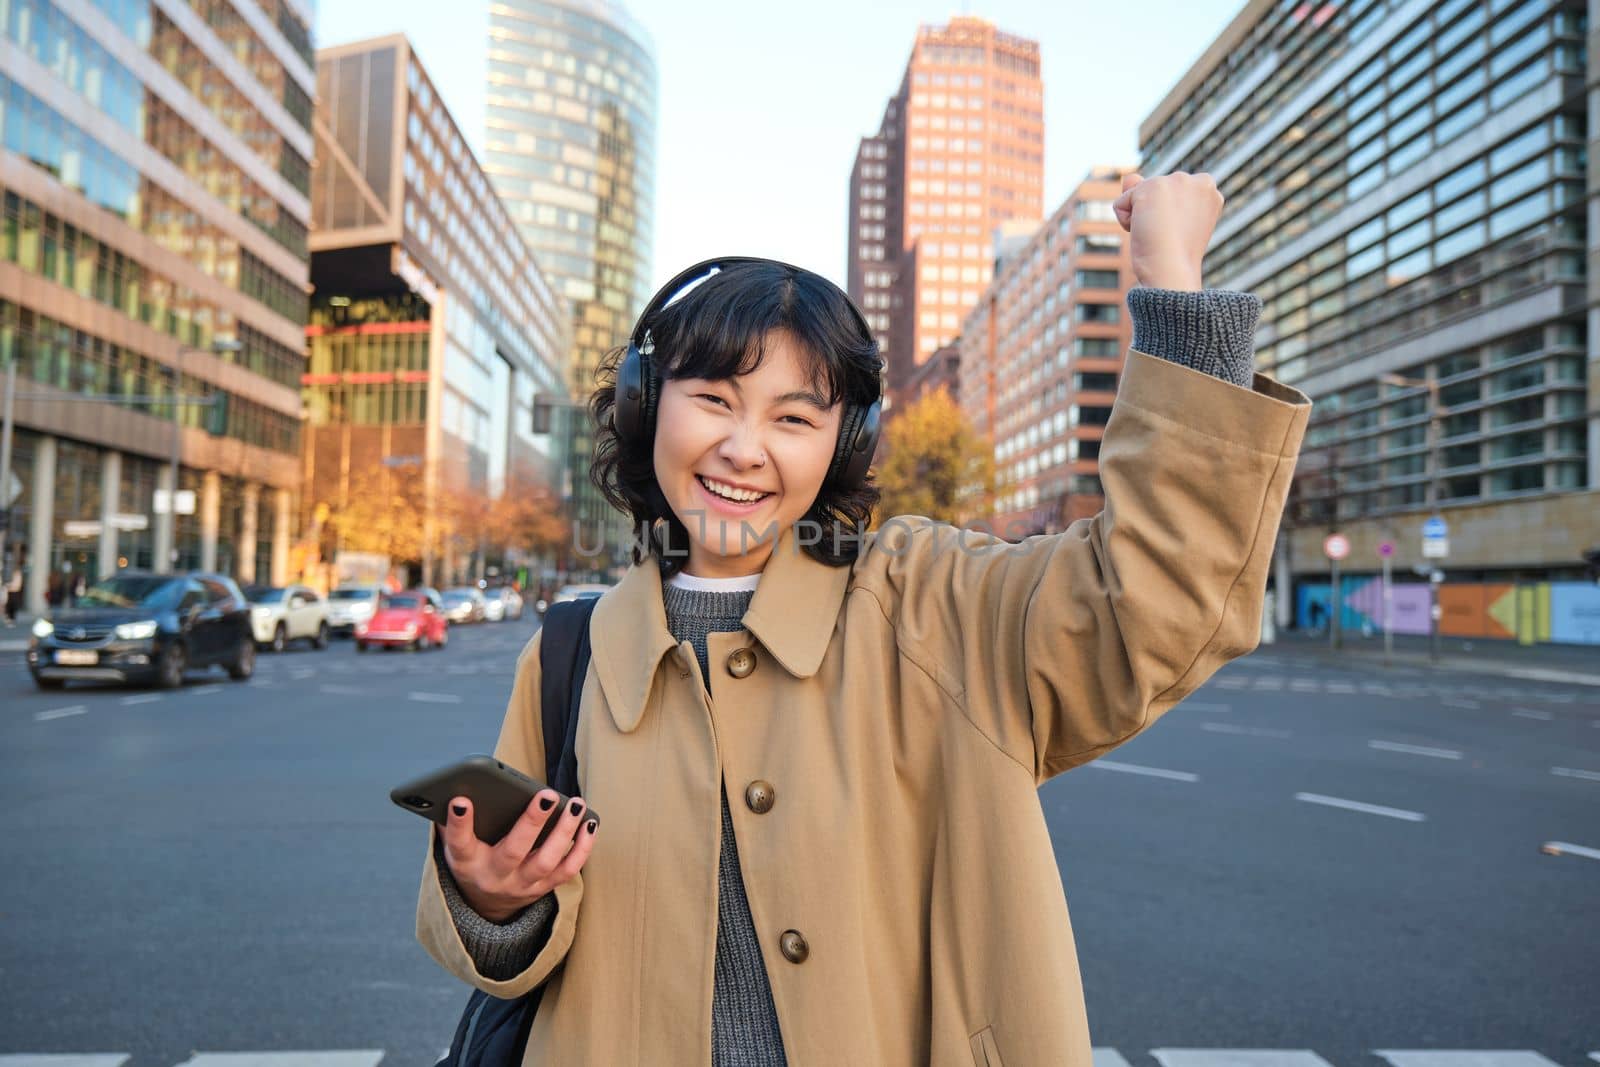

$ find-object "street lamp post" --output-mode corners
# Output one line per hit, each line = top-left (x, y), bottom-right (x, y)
(1379, 371), (1445, 663)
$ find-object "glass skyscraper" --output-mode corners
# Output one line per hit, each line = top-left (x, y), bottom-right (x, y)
(482, 0), (657, 570)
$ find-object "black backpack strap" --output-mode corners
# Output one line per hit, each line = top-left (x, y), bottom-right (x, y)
(537, 597), (598, 796)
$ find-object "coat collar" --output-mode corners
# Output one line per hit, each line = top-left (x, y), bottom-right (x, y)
(588, 522), (852, 733)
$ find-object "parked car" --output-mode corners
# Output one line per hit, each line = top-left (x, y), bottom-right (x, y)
(482, 585), (524, 622)
(325, 584), (385, 636)
(244, 583), (330, 652)
(27, 571), (255, 690)
(552, 583), (611, 606)
(355, 589), (448, 652)
(441, 586), (487, 624)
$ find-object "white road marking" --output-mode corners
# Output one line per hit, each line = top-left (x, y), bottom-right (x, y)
(1326, 681), (1356, 693)
(1093, 1052), (1136, 1067)
(1294, 793), (1426, 822)
(1368, 740), (1463, 760)
(1361, 683), (1394, 695)
(119, 694), (162, 705)
(1513, 708), (1553, 721)
(319, 684), (368, 696)
(1540, 841), (1600, 861)
(34, 705), (88, 721)
(1201, 722), (1291, 739)
(1551, 766), (1600, 783)
(173, 1054), (386, 1067)
(1182, 701), (1232, 712)
(1375, 1052), (1566, 1067)
(1091, 760), (1199, 783)
(0, 1057), (130, 1067)
(1153, 1051), (1336, 1067)
(1441, 696), (1479, 709)
(1252, 676), (1284, 690)
(1216, 677), (1249, 689)
(1290, 678), (1319, 692)
(189, 684), (224, 696)
(408, 691), (463, 704)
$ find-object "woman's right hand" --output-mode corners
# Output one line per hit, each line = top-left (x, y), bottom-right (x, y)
(441, 790), (598, 923)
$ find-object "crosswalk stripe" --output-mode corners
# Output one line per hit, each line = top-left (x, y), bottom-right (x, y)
(0, 1057), (129, 1067)
(1153, 1050), (1336, 1067)
(173, 1053), (385, 1067)
(1375, 1052), (1566, 1067)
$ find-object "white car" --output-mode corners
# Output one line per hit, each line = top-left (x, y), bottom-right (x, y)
(482, 586), (524, 622)
(326, 584), (385, 636)
(244, 584), (330, 652)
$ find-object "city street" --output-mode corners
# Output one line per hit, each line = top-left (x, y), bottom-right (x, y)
(1, 624), (1596, 1064)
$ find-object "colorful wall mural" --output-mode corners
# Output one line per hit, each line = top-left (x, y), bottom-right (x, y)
(1294, 579), (1600, 646)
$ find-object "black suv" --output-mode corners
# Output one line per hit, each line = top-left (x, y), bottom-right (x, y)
(27, 571), (256, 690)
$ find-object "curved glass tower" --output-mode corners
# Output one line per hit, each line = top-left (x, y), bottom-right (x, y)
(485, 0), (657, 400)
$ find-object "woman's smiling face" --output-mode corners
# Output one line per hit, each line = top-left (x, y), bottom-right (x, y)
(653, 328), (843, 578)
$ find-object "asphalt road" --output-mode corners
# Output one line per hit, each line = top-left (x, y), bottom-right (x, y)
(1, 622), (1595, 1065)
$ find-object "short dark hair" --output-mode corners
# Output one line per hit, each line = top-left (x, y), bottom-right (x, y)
(589, 260), (882, 576)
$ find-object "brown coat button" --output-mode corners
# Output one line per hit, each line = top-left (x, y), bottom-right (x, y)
(725, 647), (756, 678)
(779, 929), (809, 964)
(745, 780), (776, 814)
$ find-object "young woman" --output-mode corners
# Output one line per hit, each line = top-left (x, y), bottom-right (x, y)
(417, 172), (1312, 1065)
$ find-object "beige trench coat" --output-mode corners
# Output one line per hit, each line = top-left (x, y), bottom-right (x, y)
(417, 350), (1311, 1065)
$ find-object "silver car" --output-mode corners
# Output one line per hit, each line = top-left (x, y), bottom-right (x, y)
(441, 587), (487, 623)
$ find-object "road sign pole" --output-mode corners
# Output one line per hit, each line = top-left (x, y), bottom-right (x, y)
(1382, 553), (1393, 667)
(1330, 555), (1341, 651)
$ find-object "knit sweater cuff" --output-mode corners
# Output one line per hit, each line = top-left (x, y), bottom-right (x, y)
(1126, 286), (1260, 389)
(435, 832), (555, 981)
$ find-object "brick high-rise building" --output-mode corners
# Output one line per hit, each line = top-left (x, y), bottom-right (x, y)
(958, 167), (1135, 539)
(848, 16), (1044, 409)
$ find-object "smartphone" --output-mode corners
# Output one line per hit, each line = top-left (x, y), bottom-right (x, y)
(390, 754), (600, 847)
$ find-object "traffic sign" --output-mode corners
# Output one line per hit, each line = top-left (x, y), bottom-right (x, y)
(1422, 514), (1449, 558)
(1378, 541), (1394, 558)
(1323, 533), (1350, 560)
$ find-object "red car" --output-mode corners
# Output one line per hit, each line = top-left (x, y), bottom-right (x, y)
(355, 589), (449, 652)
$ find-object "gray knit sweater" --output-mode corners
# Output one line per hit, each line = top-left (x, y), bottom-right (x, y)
(433, 286), (1261, 1058)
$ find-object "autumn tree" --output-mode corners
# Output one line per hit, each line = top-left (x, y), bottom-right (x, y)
(874, 388), (994, 527)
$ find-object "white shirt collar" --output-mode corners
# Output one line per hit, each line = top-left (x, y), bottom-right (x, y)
(665, 569), (762, 593)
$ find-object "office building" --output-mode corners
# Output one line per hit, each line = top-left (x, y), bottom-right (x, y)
(957, 166), (1134, 537)
(484, 0), (656, 566)
(1139, 0), (1598, 596)
(848, 15), (1044, 407)
(1, 0), (316, 613)
(310, 35), (570, 587)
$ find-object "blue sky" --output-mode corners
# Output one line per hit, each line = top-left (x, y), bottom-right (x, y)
(315, 0), (1245, 293)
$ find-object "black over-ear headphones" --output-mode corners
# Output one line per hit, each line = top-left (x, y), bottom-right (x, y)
(613, 256), (883, 491)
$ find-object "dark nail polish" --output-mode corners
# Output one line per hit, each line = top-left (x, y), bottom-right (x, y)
(538, 796), (556, 811)
(568, 799), (584, 817)
(586, 819), (597, 834)
(451, 804), (466, 816)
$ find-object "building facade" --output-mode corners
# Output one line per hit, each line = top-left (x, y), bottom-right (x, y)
(483, 0), (656, 567)
(1139, 0), (1599, 606)
(957, 166), (1134, 538)
(310, 36), (570, 587)
(848, 16), (1044, 408)
(1, 0), (316, 613)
